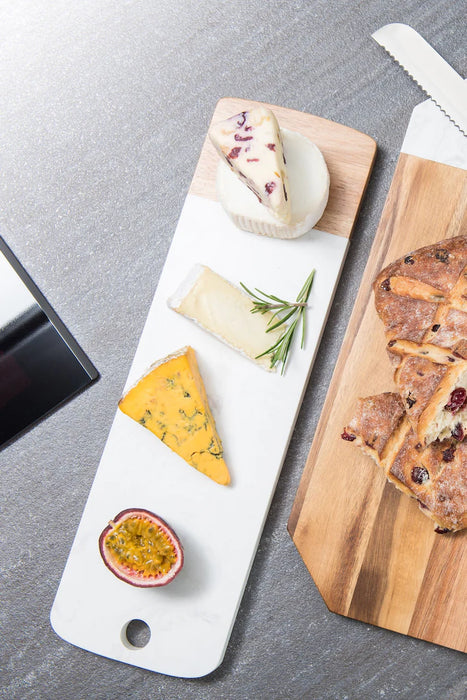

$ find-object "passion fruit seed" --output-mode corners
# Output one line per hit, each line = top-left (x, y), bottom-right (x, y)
(104, 518), (177, 578)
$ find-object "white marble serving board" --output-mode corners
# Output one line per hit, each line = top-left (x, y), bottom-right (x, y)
(50, 190), (348, 677)
(401, 79), (467, 166)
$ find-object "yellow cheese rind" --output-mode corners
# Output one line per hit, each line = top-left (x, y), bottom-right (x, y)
(119, 347), (230, 486)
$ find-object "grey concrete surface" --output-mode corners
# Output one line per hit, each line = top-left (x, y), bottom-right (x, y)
(1, 1), (466, 698)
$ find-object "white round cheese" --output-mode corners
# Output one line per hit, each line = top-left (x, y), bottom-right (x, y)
(216, 128), (330, 239)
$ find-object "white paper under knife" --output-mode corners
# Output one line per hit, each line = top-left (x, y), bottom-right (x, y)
(372, 23), (467, 136)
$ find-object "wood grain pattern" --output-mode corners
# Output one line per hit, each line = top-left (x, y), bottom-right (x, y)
(190, 97), (376, 239)
(288, 152), (467, 653)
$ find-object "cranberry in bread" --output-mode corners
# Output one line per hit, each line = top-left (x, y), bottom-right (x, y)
(342, 393), (467, 533)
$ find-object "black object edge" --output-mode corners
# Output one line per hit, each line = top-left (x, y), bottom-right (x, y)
(0, 236), (99, 448)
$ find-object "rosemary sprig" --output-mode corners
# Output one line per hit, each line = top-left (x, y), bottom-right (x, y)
(240, 269), (315, 374)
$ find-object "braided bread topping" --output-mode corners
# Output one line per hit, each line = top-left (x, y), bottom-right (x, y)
(374, 236), (467, 447)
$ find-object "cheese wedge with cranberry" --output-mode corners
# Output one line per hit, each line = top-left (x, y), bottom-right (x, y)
(119, 347), (230, 485)
(216, 128), (330, 239)
(209, 106), (292, 224)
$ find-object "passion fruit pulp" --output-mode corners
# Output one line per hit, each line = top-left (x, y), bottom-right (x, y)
(99, 508), (183, 587)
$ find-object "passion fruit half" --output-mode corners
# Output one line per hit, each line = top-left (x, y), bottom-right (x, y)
(98, 508), (183, 587)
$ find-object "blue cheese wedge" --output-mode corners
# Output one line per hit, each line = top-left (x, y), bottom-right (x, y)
(216, 128), (330, 239)
(167, 265), (282, 371)
(209, 106), (292, 224)
(119, 346), (230, 485)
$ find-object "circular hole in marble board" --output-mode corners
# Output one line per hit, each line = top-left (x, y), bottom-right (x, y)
(122, 619), (151, 649)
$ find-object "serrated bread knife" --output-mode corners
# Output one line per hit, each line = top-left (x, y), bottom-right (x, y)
(372, 23), (467, 136)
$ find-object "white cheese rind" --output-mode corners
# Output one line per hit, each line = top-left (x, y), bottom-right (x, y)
(209, 106), (292, 224)
(167, 265), (282, 371)
(216, 128), (330, 239)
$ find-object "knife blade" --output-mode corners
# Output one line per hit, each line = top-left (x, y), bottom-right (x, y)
(372, 23), (467, 136)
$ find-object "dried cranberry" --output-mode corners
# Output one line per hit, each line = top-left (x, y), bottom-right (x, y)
(265, 181), (276, 195)
(404, 255), (415, 265)
(411, 466), (429, 484)
(451, 423), (464, 441)
(236, 112), (247, 127)
(435, 249), (449, 263)
(431, 324), (440, 332)
(341, 430), (356, 442)
(434, 527), (450, 534)
(234, 134), (253, 141)
(442, 446), (455, 462)
(228, 147), (242, 159)
(444, 387), (467, 413)
(380, 278), (391, 291)
(266, 143), (276, 151)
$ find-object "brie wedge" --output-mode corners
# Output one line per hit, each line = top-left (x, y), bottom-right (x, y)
(167, 265), (282, 371)
(216, 128), (330, 239)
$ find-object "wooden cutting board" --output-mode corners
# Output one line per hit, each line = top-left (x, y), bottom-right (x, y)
(288, 152), (467, 654)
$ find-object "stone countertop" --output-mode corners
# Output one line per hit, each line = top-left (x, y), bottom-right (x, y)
(1, 1), (466, 698)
